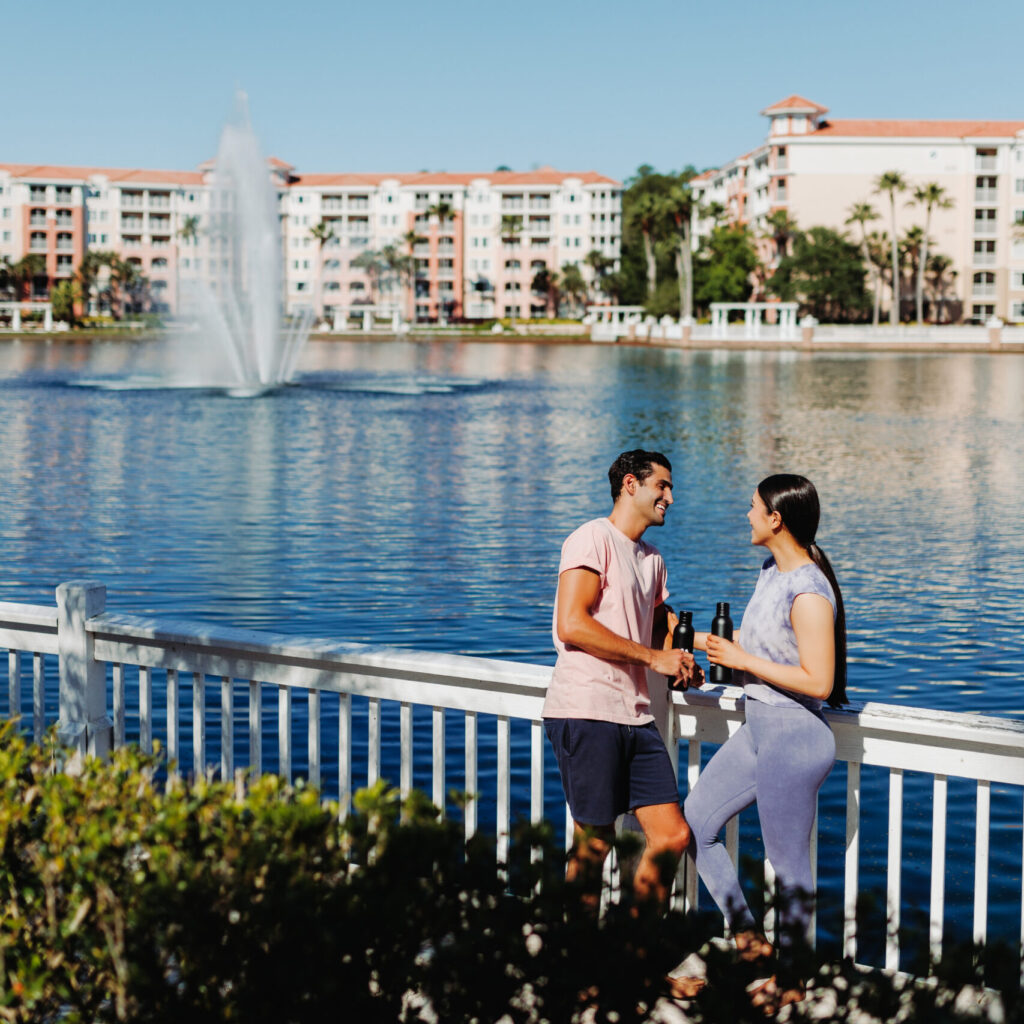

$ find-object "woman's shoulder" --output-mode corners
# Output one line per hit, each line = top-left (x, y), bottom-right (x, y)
(789, 562), (836, 608)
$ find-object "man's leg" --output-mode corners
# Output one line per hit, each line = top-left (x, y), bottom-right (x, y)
(632, 801), (690, 908)
(567, 821), (615, 910)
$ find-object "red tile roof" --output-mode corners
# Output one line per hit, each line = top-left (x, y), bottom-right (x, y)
(0, 163), (618, 189)
(810, 119), (1024, 139)
(0, 163), (205, 185)
(293, 169), (619, 187)
(760, 95), (829, 116)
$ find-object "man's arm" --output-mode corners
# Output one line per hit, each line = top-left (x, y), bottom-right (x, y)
(556, 567), (694, 680)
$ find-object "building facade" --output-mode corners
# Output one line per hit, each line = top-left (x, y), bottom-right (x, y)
(690, 96), (1024, 322)
(0, 162), (621, 323)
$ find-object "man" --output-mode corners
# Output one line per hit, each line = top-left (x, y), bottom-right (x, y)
(542, 449), (700, 909)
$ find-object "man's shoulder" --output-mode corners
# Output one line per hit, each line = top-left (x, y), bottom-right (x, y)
(563, 517), (610, 545)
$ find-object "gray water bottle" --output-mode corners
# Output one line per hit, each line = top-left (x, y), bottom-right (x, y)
(710, 601), (733, 684)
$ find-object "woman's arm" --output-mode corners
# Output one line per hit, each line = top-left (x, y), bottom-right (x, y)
(703, 593), (834, 700)
(692, 629), (740, 653)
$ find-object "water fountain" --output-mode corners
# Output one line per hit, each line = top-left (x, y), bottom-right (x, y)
(168, 92), (313, 395)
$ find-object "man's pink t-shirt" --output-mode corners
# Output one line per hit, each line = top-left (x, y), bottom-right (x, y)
(542, 517), (669, 725)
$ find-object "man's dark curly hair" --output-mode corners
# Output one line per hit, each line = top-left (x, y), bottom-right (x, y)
(608, 450), (672, 500)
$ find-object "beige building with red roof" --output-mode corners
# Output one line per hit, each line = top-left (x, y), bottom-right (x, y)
(0, 160), (621, 323)
(691, 96), (1024, 323)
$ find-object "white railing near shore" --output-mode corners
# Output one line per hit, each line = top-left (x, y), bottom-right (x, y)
(2, 582), (1023, 979)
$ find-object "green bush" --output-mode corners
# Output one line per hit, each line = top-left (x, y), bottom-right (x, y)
(1, 723), (1021, 1023)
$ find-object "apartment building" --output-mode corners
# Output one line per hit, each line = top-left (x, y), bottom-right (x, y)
(0, 161), (621, 322)
(691, 96), (1024, 322)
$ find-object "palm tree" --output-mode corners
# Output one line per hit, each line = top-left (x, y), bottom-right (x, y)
(176, 214), (201, 316)
(531, 264), (558, 316)
(559, 263), (588, 318)
(845, 202), (880, 325)
(351, 249), (384, 304)
(426, 201), (456, 323)
(662, 180), (695, 320)
(10, 254), (46, 302)
(630, 192), (661, 301)
(899, 226), (927, 305)
(309, 219), (337, 322)
(764, 209), (799, 264)
(926, 253), (955, 324)
(0, 256), (15, 299)
(583, 248), (613, 304)
(874, 171), (908, 323)
(402, 229), (425, 321)
(498, 215), (524, 329)
(865, 231), (890, 328)
(379, 243), (412, 318)
(908, 183), (953, 324)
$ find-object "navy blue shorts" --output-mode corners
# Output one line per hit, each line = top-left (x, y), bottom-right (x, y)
(544, 718), (680, 827)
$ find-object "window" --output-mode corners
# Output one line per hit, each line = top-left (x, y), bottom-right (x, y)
(1012, 302), (1024, 318)
(1012, 271), (1024, 290)
(1, 208), (9, 219)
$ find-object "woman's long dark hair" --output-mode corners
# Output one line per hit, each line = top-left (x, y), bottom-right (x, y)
(758, 474), (847, 707)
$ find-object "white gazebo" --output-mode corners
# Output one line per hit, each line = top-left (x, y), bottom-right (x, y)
(710, 302), (799, 340)
(0, 301), (54, 331)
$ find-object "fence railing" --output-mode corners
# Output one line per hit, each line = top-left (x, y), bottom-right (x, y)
(2, 581), (1023, 979)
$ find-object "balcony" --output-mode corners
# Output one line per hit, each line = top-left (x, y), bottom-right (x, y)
(29, 189), (47, 202)
(528, 199), (551, 211)
(29, 215), (47, 227)
(973, 219), (998, 236)
(973, 252), (997, 266)
(56, 241), (73, 252)
(972, 285), (997, 297)
(29, 240), (48, 252)
(975, 155), (998, 171)
(322, 200), (344, 212)
(149, 195), (171, 209)
(413, 244), (431, 256)
(121, 196), (144, 209)
(975, 188), (999, 203)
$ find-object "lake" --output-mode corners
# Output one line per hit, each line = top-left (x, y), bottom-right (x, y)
(0, 336), (1021, 959)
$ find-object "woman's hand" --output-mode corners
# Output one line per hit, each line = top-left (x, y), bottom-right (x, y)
(705, 633), (747, 671)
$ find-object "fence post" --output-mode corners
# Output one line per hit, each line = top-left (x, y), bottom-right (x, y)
(56, 580), (112, 761)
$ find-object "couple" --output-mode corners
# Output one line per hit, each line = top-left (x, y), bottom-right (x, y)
(542, 449), (847, 1011)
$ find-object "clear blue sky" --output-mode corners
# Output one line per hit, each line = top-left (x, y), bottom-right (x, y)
(3, 0), (1021, 184)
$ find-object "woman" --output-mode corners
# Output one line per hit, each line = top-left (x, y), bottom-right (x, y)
(683, 474), (846, 1013)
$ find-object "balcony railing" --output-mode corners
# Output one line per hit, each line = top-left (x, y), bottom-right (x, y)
(975, 189), (999, 203)
(3, 584), (1023, 979)
(149, 196), (171, 209)
(972, 285), (997, 297)
(121, 197), (144, 209)
(975, 156), (998, 171)
(974, 221), (998, 236)
(973, 253), (997, 266)
(29, 216), (46, 227)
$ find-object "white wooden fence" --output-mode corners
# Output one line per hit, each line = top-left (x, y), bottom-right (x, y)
(2, 581), (1022, 978)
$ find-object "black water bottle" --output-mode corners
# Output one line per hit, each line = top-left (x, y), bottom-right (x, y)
(668, 611), (694, 691)
(710, 601), (733, 685)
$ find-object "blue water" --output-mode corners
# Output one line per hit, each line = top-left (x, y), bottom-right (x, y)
(0, 337), (1022, 960)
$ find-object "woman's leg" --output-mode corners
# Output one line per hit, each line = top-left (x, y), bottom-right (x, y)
(747, 701), (836, 957)
(683, 722), (759, 932)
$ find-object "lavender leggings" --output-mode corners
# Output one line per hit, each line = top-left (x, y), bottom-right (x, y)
(683, 697), (835, 953)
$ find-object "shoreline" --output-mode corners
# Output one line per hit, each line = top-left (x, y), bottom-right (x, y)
(1, 327), (1022, 355)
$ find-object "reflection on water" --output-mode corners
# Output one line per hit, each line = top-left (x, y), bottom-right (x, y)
(0, 337), (1022, 952)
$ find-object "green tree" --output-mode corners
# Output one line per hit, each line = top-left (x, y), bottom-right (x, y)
(630, 192), (662, 300)
(498, 215), (524, 329)
(50, 278), (80, 325)
(8, 254), (46, 302)
(559, 262), (588, 317)
(764, 209), (799, 263)
(309, 219), (338, 320)
(351, 249), (384, 303)
(662, 177), (696, 320)
(926, 252), (956, 324)
(845, 202), (880, 325)
(531, 263), (558, 316)
(693, 225), (758, 311)
(176, 214), (201, 315)
(768, 226), (869, 322)
(908, 183), (953, 323)
(583, 248), (613, 303)
(899, 225), (927, 308)
(402, 228), (425, 320)
(874, 171), (908, 323)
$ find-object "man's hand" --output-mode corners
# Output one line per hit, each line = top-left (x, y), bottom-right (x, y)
(650, 647), (699, 688)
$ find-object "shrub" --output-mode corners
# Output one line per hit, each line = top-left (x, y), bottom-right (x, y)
(1, 723), (1021, 1023)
